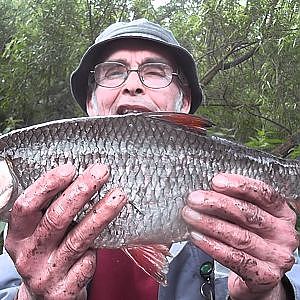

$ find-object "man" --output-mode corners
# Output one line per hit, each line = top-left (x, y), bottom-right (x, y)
(0, 18), (299, 300)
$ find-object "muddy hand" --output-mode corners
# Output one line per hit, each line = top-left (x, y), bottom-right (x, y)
(182, 173), (299, 300)
(5, 163), (127, 300)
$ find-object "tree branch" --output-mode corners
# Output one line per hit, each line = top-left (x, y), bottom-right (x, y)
(200, 43), (259, 86)
(244, 108), (292, 134)
(223, 45), (259, 70)
(272, 129), (300, 157)
(200, 45), (236, 86)
(86, 0), (93, 43)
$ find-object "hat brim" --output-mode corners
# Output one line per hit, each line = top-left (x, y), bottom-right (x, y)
(70, 35), (202, 114)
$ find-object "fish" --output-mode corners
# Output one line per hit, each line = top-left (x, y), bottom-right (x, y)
(0, 112), (299, 284)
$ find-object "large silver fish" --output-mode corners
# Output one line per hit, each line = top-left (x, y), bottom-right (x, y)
(0, 112), (299, 283)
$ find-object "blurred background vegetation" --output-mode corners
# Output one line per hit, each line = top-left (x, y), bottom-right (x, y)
(0, 0), (299, 249)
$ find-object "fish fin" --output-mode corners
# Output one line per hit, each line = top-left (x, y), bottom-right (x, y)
(146, 112), (214, 134)
(122, 244), (171, 286)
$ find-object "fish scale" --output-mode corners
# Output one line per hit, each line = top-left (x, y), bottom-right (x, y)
(0, 113), (299, 249)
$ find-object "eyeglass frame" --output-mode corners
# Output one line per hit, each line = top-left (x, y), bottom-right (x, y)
(90, 61), (182, 89)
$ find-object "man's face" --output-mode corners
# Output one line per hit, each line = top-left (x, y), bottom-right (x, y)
(86, 40), (191, 116)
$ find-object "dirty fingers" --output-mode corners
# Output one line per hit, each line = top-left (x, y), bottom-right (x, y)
(182, 173), (298, 300)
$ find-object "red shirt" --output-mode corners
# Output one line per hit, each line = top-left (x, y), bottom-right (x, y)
(89, 249), (159, 300)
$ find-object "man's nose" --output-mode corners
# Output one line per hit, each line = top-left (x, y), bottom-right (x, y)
(121, 70), (145, 96)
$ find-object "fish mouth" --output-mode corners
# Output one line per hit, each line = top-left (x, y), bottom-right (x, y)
(116, 105), (153, 115)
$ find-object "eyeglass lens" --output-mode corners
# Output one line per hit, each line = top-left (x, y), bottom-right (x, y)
(94, 62), (174, 88)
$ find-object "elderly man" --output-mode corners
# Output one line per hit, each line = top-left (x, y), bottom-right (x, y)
(0, 19), (299, 300)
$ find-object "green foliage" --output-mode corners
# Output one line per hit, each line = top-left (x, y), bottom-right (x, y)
(1, 0), (299, 142)
(289, 145), (300, 160)
(1, 0), (84, 127)
(0, 117), (23, 134)
(245, 129), (285, 151)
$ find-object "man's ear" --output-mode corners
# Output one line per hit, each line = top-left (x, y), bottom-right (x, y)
(86, 93), (98, 116)
(180, 88), (191, 114)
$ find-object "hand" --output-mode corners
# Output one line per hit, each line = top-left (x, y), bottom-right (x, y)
(5, 163), (127, 300)
(182, 173), (299, 300)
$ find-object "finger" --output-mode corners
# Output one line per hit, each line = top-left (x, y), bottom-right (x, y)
(66, 249), (97, 289)
(211, 173), (293, 219)
(190, 231), (283, 292)
(51, 250), (96, 299)
(33, 164), (110, 247)
(182, 207), (295, 271)
(228, 274), (285, 300)
(186, 190), (298, 246)
(55, 188), (127, 268)
(9, 164), (76, 240)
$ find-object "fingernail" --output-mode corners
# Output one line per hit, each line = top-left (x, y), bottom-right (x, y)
(82, 256), (96, 273)
(89, 164), (109, 180)
(187, 190), (206, 205)
(60, 164), (75, 177)
(212, 173), (229, 188)
(190, 231), (205, 241)
(106, 188), (127, 206)
(183, 206), (202, 221)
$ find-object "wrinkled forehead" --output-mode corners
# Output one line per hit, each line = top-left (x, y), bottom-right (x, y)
(98, 38), (177, 66)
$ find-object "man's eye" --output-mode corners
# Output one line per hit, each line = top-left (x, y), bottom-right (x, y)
(105, 68), (124, 78)
(143, 68), (165, 77)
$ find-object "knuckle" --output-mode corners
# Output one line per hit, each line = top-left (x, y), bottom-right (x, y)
(226, 252), (254, 280)
(225, 250), (248, 271)
(64, 233), (86, 256)
(289, 229), (299, 250)
(76, 181), (91, 195)
(259, 267), (281, 286)
(11, 196), (33, 217)
(64, 240), (80, 256)
(243, 203), (265, 226)
(235, 230), (253, 250)
(256, 182), (274, 204)
(278, 253), (295, 272)
(266, 187), (284, 208)
(43, 207), (66, 231)
(42, 173), (61, 190)
(250, 180), (284, 208)
(278, 225), (299, 250)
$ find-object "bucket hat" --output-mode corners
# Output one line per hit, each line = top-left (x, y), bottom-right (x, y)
(70, 18), (203, 114)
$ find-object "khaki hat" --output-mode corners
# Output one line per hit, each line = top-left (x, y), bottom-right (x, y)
(70, 18), (203, 114)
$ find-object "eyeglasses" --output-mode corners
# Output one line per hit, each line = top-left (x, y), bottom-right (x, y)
(91, 61), (179, 89)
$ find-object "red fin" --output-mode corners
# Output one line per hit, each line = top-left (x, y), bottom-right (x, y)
(146, 112), (214, 134)
(122, 244), (171, 286)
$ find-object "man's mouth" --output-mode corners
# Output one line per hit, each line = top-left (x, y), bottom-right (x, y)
(116, 106), (153, 115)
